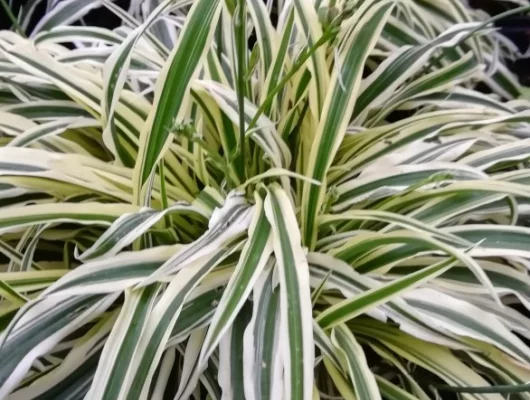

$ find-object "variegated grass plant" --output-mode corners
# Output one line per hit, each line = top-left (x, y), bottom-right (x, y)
(1, 0), (530, 399)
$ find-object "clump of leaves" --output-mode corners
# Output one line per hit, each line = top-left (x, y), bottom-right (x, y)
(1, 0), (530, 399)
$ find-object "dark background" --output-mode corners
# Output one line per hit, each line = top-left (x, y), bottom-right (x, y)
(469, 0), (530, 85)
(1, 0), (131, 31)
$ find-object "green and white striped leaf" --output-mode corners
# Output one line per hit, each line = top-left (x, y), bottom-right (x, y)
(460, 138), (530, 170)
(31, 0), (103, 36)
(76, 203), (207, 261)
(242, 268), (283, 400)
(332, 325), (381, 400)
(3, 100), (91, 121)
(0, 293), (118, 398)
(86, 285), (161, 400)
(193, 80), (291, 169)
(96, 246), (238, 399)
(217, 303), (252, 400)
(137, 192), (251, 286)
(333, 162), (486, 212)
(100, 0), (184, 162)
(375, 375), (421, 400)
(316, 256), (457, 329)
(0, 202), (139, 235)
(368, 53), (484, 125)
(353, 322), (505, 400)
(355, 23), (484, 120)
(308, 252), (467, 349)
(7, 311), (117, 400)
(301, 2), (395, 248)
(445, 224), (530, 258)
(42, 246), (177, 297)
(404, 288), (530, 364)
(199, 194), (273, 363)
(133, 0), (223, 200)
(292, 0), (329, 115)
(8, 117), (100, 148)
(264, 184), (313, 400)
(171, 327), (207, 400)
(34, 26), (123, 46)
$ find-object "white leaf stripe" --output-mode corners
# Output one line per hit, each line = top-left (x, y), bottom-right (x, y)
(43, 246), (176, 297)
(308, 253), (464, 349)
(34, 26), (123, 45)
(354, 23), (482, 119)
(342, 112), (530, 183)
(77, 203), (207, 261)
(219, 304), (252, 400)
(262, 6), (294, 110)
(404, 288), (530, 364)
(31, 0), (103, 36)
(331, 230), (500, 305)
(313, 322), (341, 370)
(8, 311), (117, 400)
(133, 0), (223, 194)
(400, 88), (515, 114)
(0, 294), (118, 398)
(1, 47), (144, 166)
(265, 184), (314, 400)
(354, 322), (504, 400)
(332, 325), (381, 400)
(99, 0), (169, 57)
(242, 267), (281, 400)
(171, 328), (206, 400)
(86, 285), (161, 400)
(333, 162), (486, 211)
(247, 0), (275, 79)
(101, 0), (185, 161)
(319, 209), (469, 246)
(137, 195), (251, 286)
(9, 117), (100, 147)
(301, 2), (395, 248)
(199, 194), (273, 364)
(0, 238), (42, 271)
(368, 53), (483, 125)
(0, 203), (139, 235)
(460, 138), (530, 170)
(3, 100), (90, 120)
(122, 246), (238, 399)
(292, 0), (329, 114)
(316, 257), (457, 329)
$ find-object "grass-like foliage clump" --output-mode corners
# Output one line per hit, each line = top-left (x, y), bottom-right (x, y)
(2, 0), (530, 398)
